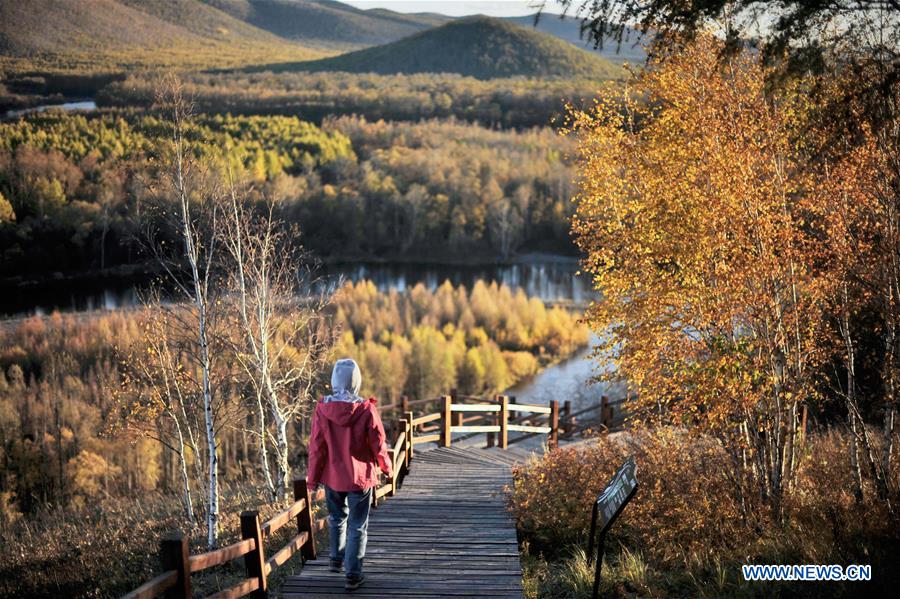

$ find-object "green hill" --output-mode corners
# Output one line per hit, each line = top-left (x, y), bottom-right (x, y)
(505, 13), (646, 65)
(290, 16), (624, 80)
(204, 0), (449, 50)
(0, 0), (326, 74)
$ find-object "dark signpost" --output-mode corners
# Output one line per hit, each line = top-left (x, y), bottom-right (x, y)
(587, 456), (638, 599)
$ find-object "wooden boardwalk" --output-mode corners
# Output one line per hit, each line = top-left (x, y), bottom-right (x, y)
(282, 446), (534, 598)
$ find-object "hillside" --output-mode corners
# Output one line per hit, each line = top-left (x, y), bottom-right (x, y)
(0, 0), (325, 74)
(204, 0), (449, 50)
(290, 16), (624, 80)
(505, 13), (647, 65)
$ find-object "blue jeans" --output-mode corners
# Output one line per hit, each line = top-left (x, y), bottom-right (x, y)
(325, 486), (372, 578)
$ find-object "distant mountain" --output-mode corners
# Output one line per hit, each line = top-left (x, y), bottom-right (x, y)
(0, 0), (325, 73)
(203, 0), (450, 50)
(505, 13), (647, 66)
(292, 16), (624, 80)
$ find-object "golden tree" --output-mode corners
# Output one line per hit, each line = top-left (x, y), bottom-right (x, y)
(812, 89), (900, 506)
(568, 37), (830, 514)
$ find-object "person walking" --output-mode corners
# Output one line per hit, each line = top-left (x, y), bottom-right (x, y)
(307, 358), (392, 591)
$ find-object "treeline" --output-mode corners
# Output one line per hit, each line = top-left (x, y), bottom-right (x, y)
(297, 116), (575, 258)
(0, 280), (584, 521)
(0, 112), (576, 280)
(97, 71), (612, 129)
(332, 279), (589, 401)
(0, 112), (353, 278)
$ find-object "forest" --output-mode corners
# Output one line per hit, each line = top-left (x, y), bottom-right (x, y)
(0, 278), (585, 516)
(0, 110), (577, 284)
(97, 70), (612, 128)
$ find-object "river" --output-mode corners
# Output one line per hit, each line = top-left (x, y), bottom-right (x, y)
(3, 99), (97, 120)
(505, 333), (625, 412)
(1, 255), (593, 318)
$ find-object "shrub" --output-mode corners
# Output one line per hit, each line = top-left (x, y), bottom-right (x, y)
(509, 426), (900, 597)
(508, 428), (748, 565)
(783, 428), (898, 562)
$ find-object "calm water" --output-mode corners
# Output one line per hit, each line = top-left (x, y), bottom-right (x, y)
(1, 257), (593, 318)
(329, 259), (592, 303)
(3, 100), (97, 120)
(505, 334), (626, 412)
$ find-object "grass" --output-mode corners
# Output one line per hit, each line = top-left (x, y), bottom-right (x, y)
(520, 543), (792, 599)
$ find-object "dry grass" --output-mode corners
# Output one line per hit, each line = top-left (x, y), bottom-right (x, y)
(0, 478), (320, 598)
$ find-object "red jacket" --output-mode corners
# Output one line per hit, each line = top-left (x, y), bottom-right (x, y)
(306, 397), (392, 492)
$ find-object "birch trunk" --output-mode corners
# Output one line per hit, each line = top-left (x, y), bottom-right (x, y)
(257, 392), (276, 500)
(171, 414), (195, 524)
(271, 406), (290, 500)
(173, 107), (219, 549)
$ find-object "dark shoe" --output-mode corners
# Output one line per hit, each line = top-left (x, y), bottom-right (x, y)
(329, 559), (343, 573)
(345, 574), (366, 591)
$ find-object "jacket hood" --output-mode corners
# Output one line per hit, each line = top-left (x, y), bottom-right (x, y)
(316, 397), (376, 427)
(331, 358), (362, 396)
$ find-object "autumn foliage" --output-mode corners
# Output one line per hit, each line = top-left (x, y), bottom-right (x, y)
(567, 36), (899, 515)
(332, 279), (589, 400)
(509, 428), (898, 596)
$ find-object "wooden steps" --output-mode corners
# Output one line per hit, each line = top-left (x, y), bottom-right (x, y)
(281, 446), (533, 598)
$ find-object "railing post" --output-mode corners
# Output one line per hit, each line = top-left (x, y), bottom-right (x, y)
(563, 400), (571, 434)
(241, 511), (267, 598)
(486, 395), (497, 448)
(392, 446), (400, 491)
(160, 532), (190, 599)
(405, 410), (415, 460)
(499, 395), (508, 449)
(442, 394), (452, 447)
(294, 479), (317, 561)
(451, 388), (463, 427)
(387, 449), (397, 497)
(401, 395), (409, 415)
(601, 395), (610, 428)
(397, 419), (409, 483)
(550, 400), (559, 450)
(402, 419), (411, 473)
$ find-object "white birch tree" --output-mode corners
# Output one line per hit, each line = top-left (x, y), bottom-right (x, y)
(223, 181), (334, 500)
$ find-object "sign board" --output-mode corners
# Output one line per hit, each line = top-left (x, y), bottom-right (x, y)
(587, 456), (638, 599)
(595, 456), (638, 530)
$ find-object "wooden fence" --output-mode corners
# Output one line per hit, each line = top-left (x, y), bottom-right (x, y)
(381, 391), (625, 446)
(121, 392), (622, 598)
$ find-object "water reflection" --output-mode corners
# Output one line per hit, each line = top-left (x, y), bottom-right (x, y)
(325, 259), (593, 303)
(2, 258), (594, 318)
(3, 100), (97, 120)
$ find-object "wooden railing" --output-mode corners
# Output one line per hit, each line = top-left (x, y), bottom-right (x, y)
(122, 480), (317, 599)
(121, 392), (620, 598)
